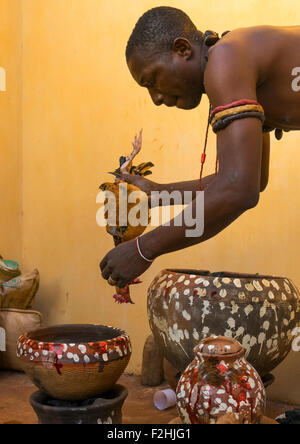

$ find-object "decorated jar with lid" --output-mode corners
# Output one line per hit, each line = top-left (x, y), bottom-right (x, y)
(176, 336), (266, 424)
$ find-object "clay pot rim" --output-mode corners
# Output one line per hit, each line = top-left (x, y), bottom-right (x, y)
(17, 324), (131, 364)
(18, 324), (129, 347)
(165, 269), (290, 281)
(29, 384), (128, 412)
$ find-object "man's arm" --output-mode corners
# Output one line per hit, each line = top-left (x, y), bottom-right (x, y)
(100, 41), (266, 288)
(118, 172), (216, 206)
(120, 131), (269, 205)
(140, 118), (263, 259)
(159, 131), (270, 197)
(139, 41), (264, 258)
(260, 132), (270, 192)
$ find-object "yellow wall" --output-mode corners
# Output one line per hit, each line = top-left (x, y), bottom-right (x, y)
(2, 0), (299, 404)
(0, 0), (22, 261)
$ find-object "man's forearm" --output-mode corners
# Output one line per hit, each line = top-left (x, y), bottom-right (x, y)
(154, 174), (217, 206)
(142, 177), (254, 259)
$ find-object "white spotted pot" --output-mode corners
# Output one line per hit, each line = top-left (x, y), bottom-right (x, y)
(147, 269), (300, 377)
(17, 324), (131, 401)
(176, 336), (266, 424)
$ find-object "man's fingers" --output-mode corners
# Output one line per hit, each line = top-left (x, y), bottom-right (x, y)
(120, 173), (151, 196)
(116, 278), (129, 289)
(118, 173), (139, 185)
(101, 264), (112, 280)
(107, 271), (128, 289)
(99, 256), (108, 271)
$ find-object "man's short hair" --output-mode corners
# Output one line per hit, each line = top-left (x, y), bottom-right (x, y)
(126, 6), (203, 61)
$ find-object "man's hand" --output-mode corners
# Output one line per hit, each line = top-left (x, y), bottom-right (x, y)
(100, 239), (153, 289)
(117, 172), (160, 196)
(116, 173), (163, 208)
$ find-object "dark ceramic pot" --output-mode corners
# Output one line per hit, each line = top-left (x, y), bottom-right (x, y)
(176, 336), (266, 424)
(30, 384), (128, 424)
(17, 324), (131, 401)
(148, 269), (300, 377)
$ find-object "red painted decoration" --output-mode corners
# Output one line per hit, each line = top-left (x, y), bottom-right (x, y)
(176, 336), (266, 424)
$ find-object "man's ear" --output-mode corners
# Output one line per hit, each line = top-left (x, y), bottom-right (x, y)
(172, 38), (193, 59)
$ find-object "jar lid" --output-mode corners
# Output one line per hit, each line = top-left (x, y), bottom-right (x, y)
(194, 336), (244, 359)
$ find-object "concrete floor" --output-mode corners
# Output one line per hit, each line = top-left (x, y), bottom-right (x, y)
(0, 370), (298, 424)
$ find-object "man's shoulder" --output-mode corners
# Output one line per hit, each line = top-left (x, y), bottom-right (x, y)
(210, 25), (278, 52)
(203, 25), (286, 104)
(204, 30), (260, 106)
(205, 27), (262, 78)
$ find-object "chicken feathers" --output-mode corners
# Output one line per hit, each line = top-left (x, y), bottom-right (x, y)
(99, 130), (154, 304)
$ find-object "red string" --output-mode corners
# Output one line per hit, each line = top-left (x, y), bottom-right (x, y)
(199, 104), (217, 191)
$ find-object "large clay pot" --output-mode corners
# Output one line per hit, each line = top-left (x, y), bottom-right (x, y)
(17, 324), (131, 401)
(148, 269), (300, 377)
(176, 336), (266, 424)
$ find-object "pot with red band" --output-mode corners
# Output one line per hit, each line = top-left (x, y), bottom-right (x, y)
(17, 324), (132, 401)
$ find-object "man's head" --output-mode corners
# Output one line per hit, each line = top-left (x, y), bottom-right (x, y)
(126, 7), (205, 110)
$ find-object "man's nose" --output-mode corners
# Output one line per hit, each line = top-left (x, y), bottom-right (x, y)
(149, 90), (164, 106)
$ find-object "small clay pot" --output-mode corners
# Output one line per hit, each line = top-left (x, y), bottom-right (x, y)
(148, 269), (300, 377)
(30, 384), (128, 424)
(17, 324), (131, 401)
(176, 336), (266, 424)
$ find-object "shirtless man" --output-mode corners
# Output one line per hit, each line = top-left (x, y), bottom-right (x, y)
(100, 6), (300, 290)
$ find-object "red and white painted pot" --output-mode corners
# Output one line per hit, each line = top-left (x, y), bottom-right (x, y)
(17, 324), (131, 401)
(176, 336), (266, 424)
